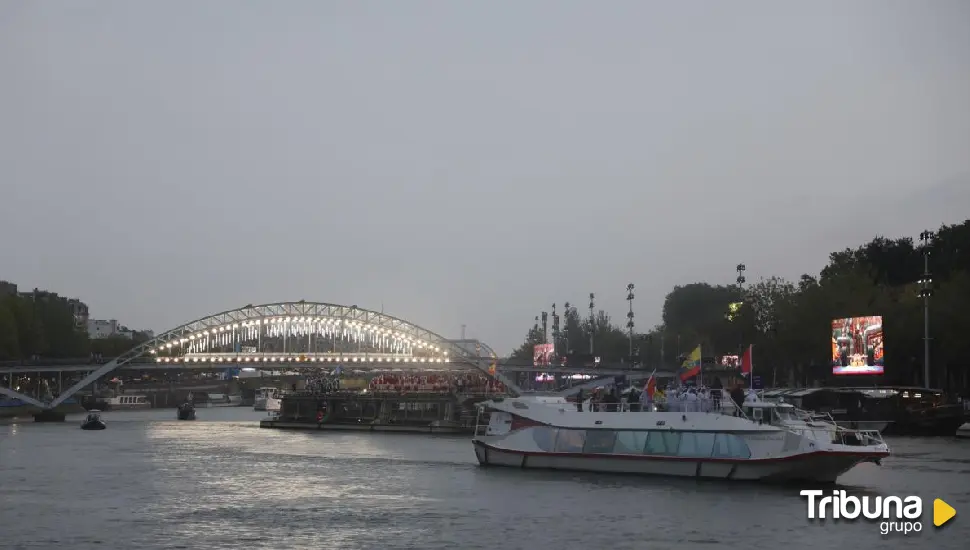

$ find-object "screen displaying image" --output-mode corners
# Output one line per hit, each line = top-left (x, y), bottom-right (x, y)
(533, 343), (554, 366)
(831, 315), (884, 375)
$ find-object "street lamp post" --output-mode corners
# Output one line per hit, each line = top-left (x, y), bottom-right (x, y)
(918, 231), (934, 388)
(588, 293), (595, 355)
(626, 284), (635, 359)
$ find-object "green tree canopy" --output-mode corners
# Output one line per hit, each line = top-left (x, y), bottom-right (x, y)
(509, 219), (970, 389)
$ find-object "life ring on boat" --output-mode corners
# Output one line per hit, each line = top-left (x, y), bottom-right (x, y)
(316, 403), (331, 424)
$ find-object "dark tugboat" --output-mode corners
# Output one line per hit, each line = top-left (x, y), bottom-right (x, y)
(853, 387), (966, 436)
(766, 386), (965, 436)
(177, 402), (196, 421)
(81, 410), (106, 430)
(261, 370), (509, 434)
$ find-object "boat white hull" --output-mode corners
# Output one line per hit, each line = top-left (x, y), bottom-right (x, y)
(472, 440), (882, 484)
(957, 422), (970, 439)
(254, 397), (281, 412)
(199, 394), (242, 407)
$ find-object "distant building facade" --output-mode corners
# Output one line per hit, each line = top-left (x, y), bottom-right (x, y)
(88, 319), (123, 339)
(87, 319), (153, 340)
(0, 280), (17, 296)
(2, 280), (158, 344)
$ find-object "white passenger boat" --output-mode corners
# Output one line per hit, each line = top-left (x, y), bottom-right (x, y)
(253, 387), (281, 412)
(103, 394), (151, 410)
(472, 395), (890, 483)
(198, 394), (243, 407)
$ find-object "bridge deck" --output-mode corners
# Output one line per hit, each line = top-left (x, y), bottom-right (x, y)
(0, 363), (677, 377)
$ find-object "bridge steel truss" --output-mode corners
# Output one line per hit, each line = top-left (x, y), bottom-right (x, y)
(30, 301), (515, 410)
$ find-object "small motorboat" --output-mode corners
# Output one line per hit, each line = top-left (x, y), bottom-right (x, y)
(81, 411), (106, 430)
(176, 402), (196, 421)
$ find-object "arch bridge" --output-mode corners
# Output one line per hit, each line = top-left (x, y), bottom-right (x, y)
(0, 301), (515, 409)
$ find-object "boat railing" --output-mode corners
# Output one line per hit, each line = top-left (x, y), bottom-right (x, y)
(770, 405), (887, 448)
(780, 422), (886, 448)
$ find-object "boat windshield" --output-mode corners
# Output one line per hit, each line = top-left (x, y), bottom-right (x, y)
(771, 407), (799, 423)
(86, 413), (100, 421)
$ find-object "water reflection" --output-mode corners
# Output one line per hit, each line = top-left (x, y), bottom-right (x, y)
(0, 409), (967, 550)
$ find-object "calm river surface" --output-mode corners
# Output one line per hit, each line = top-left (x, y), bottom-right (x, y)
(1, 408), (967, 550)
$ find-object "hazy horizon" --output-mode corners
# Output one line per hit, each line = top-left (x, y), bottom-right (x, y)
(2, 1), (968, 353)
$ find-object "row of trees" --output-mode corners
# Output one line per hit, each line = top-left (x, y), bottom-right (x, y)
(0, 294), (149, 361)
(510, 219), (970, 390)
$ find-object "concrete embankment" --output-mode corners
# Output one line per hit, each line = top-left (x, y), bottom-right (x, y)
(0, 402), (85, 419)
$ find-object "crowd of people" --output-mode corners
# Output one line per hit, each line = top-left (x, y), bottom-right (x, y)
(304, 374), (340, 394)
(576, 379), (761, 414)
(368, 372), (506, 394)
(295, 370), (509, 396)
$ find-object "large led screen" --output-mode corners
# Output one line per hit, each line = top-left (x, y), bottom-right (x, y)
(831, 316), (884, 375)
(533, 343), (555, 366)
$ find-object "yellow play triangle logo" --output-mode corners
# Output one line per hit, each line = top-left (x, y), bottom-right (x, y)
(933, 498), (956, 527)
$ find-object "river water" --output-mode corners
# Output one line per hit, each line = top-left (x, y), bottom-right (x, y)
(1, 409), (967, 550)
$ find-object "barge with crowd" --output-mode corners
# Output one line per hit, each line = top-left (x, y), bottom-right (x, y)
(259, 371), (509, 434)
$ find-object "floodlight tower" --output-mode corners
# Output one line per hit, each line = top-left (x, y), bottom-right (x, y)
(626, 284), (635, 358)
(918, 230), (934, 387)
(736, 263), (746, 357)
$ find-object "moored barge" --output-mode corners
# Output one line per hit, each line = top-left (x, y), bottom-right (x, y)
(259, 372), (509, 434)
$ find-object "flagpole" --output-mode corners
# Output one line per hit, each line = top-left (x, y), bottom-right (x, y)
(749, 344), (754, 391)
(699, 344), (703, 385)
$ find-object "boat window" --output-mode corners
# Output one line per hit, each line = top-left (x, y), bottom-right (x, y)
(554, 429), (586, 453)
(677, 432), (716, 457)
(724, 434), (752, 459)
(644, 431), (680, 455)
(531, 427), (558, 452)
(582, 430), (617, 454)
(613, 431), (648, 455)
(712, 433), (732, 458)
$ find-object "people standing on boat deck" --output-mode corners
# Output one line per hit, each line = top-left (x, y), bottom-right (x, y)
(685, 387), (699, 412)
(575, 389), (584, 412)
(601, 388), (614, 412)
(628, 386), (640, 412)
(639, 384), (651, 411)
(730, 384), (745, 416)
(711, 378), (723, 409)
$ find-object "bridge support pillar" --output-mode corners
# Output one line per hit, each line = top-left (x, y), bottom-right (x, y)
(33, 410), (66, 422)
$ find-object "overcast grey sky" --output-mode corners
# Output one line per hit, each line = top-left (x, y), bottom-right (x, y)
(1, 0), (968, 353)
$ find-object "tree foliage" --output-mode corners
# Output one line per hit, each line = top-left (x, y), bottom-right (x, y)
(0, 293), (150, 360)
(510, 219), (970, 389)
